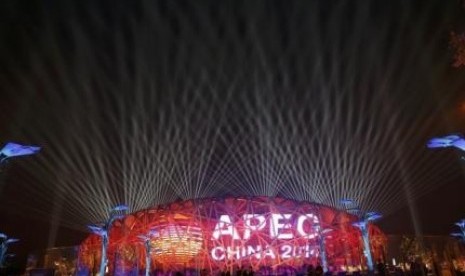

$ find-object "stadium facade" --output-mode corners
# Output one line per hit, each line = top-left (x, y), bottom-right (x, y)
(78, 197), (387, 274)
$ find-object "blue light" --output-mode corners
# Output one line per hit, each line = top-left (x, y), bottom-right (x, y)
(451, 219), (465, 243)
(5, 238), (19, 244)
(352, 221), (367, 229)
(427, 135), (465, 151)
(365, 212), (382, 222)
(340, 199), (354, 205)
(0, 233), (19, 267)
(455, 219), (465, 229)
(113, 204), (129, 212)
(352, 211), (382, 272)
(87, 225), (106, 236)
(0, 142), (41, 159)
(111, 214), (125, 221)
(348, 208), (361, 214)
(88, 204), (128, 276)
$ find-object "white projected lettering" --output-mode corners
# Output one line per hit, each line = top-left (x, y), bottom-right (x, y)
(212, 215), (240, 240)
(210, 245), (316, 261)
(210, 213), (319, 260)
(297, 213), (319, 238)
(243, 214), (266, 240)
(270, 213), (293, 239)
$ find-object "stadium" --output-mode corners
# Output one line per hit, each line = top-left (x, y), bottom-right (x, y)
(78, 197), (387, 275)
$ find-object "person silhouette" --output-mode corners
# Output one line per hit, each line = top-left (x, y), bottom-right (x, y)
(315, 264), (324, 276)
(376, 259), (386, 276)
(307, 264), (315, 276)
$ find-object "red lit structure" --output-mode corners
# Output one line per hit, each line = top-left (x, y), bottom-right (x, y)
(78, 197), (387, 274)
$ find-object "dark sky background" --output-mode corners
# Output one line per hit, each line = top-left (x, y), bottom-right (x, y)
(0, 0), (465, 268)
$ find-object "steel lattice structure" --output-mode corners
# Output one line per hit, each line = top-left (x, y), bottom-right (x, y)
(79, 197), (386, 274)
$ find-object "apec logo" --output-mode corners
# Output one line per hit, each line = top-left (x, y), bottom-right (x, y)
(210, 213), (320, 260)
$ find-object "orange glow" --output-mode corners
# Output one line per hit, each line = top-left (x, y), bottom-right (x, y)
(460, 102), (465, 113)
(151, 224), (203, 264)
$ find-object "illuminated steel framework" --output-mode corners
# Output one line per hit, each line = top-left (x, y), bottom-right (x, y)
(79, 197), (387, 274)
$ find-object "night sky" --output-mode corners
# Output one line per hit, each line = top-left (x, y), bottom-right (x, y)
(0, 0), (465, 268)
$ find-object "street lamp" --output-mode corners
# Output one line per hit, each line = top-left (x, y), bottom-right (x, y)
(0, 233), (19, 268)
(0, 142), (41, 163)
(352, 212), (382, 273)
(339, 199), (362, 270)
(313, 225), (333, 273)
(87, 204), (129, 276)
(451, 219), (465, 243)
(340, 199), (382, 273)
(137, 230), (157, 276)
